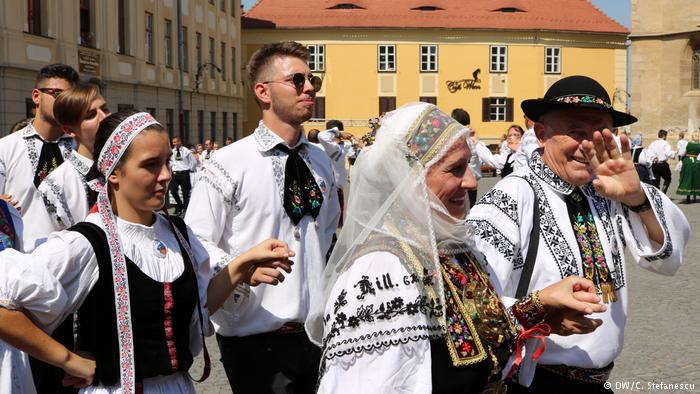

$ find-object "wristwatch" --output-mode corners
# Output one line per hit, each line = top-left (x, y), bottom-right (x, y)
(624, 196), (652, 213)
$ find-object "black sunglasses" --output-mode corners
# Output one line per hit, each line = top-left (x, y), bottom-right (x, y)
(263, 73), (323, 92)
(37, 88), (64, 98)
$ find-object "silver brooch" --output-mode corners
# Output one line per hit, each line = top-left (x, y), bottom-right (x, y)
(153, 239), (167, 258)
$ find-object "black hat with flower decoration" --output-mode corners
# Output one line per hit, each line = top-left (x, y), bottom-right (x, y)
(521, 75), (637, 127)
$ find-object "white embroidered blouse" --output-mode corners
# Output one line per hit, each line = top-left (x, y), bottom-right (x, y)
(0, 212), (213, 393)
(37, 151), (93, 231)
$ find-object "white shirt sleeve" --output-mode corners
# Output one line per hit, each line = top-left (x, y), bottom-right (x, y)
(678, 142), (687, 157)
(186, 225), (215, 356)
(521, 128), (539, 157)
(614, 183), (689, 276)
(318, 340), (433, 394)
(318, 128), (344, 163)
(317, 251), (433, 393)
(0, 231), (99, 333)
(474, 143), (506, 169)
(184, 161), (237, 275)
(0, 158), (5, 195)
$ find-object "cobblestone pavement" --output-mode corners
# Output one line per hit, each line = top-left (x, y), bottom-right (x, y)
(192, 175), (699, 393)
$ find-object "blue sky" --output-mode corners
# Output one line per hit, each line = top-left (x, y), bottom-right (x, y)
(240, 0), (631, 27)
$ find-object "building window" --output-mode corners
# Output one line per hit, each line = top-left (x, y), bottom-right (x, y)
(545, 46), (561, 74)
(308, 45), (325, 72)
(183, 110), (190, 138)
(379, 97), (396, 114)
(164, 19), (173, 68)
(79, 0), (95, 47)
(220, 42), (226, 80)
(231, 46), (237, 83)
(222, 112), (228, 142)
(482, 97), (514, 122)
(220, 0), (226, 12)
(117, 0), (129, 54)
(182, 26), (188, 72)
(231, 0), (236, 17)
(232, 112), (238, 140)
(693, 49), (700, 90)
(197, 110), (204, 143)
(420, 45), (437, 72)
(419, 97), (437, 105)
(166, 109), (174, 138)
(26, 0), (44, 36)
(145, 12), (154, 64)
(195, 32), (202, 68)
(313, 97), (326, 119)
(378, 45), (396, 72)
(210, 111), (217, 142)
(209, 37), (215, 78)
(146, 107), (156, 116)
(490, 45), (507, 73)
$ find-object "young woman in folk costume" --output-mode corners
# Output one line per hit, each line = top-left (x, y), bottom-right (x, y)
(0, 110), (294, 393)
(38, 82), (110, 231)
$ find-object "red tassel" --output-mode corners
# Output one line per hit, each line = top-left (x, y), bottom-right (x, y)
(507, 323), (552, 378)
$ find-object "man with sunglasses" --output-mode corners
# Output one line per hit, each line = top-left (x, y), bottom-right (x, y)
(0, 63), (79, 393)
(0, 63), (79, 251)
(186, 41), (340, 394)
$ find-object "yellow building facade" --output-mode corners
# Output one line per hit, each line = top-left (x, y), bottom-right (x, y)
(242, 2), (629, 142)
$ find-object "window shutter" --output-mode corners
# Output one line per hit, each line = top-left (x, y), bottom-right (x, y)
(482, 98), (490, 122)
(506, 98), (514, 122)
(313, 97), (326, 119)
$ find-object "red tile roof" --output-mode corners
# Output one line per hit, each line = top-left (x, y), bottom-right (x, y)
(243, 0), (628, 34)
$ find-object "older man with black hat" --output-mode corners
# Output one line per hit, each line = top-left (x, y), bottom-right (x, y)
(468, 75), (690, 392)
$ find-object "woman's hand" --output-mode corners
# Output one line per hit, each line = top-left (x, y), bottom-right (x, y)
(61, 351), (95, 388)
(208, 239), (295, 314)
(538, 276), (606, 336)
(239, 239), (295, 287)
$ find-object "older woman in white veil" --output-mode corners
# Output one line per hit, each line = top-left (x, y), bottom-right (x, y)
(306, 103), (607, 393)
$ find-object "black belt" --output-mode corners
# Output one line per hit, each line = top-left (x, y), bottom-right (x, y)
(538, 362), (614, 384)
(275, 322), (305, 333)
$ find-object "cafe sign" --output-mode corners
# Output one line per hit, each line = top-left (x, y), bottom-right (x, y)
(447, 68), (481, 93)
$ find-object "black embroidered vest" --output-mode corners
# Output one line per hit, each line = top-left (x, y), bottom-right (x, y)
(69, 216), (197, 387)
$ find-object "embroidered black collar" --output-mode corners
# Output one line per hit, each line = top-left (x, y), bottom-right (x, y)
(527, 150), (575, 195)
(253, 121), (309, 153)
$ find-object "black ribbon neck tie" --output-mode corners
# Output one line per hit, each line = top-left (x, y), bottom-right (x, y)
(276, 144), (324, 226)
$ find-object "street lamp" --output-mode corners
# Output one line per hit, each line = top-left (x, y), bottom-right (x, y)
(194, 62), (222, 93)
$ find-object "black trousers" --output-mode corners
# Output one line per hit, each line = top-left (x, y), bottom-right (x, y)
(216, 331), (321, 394)
(169, 170), (191, 210)
(506, 366), (614, 394)
(651, 162), (671, 193)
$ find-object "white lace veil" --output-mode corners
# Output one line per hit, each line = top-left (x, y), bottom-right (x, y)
(306, 102), (474, 346)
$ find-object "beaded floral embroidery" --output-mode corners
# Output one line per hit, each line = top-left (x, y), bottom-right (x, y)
(567, 189), (617, 303)
(406, 105), (464, 165)
(439, 253), (517, 367)
(553, 94), (612, 109)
